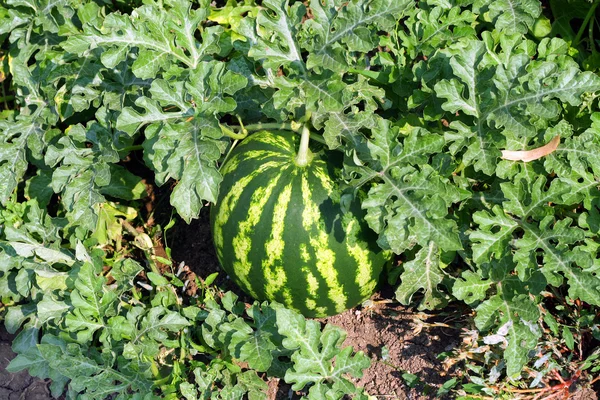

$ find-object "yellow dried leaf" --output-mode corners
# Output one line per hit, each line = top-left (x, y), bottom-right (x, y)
(500, 135), (560, 162)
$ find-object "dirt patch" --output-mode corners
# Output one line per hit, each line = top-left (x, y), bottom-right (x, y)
(320, 302), (459, 399)
(167, 208), (253, 302)
(0, 328), (57, 400)
(571, 388), (598, 400)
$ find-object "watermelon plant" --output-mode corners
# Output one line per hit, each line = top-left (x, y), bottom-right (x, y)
(1, 0), (600, 398)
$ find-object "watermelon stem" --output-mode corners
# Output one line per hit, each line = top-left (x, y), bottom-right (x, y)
(219, 123), (248, 140)
(242, 122), (299, 133)
(228, 122), (329, 146)
(295, 124), (313, 167)
(220, 139), (240, 171)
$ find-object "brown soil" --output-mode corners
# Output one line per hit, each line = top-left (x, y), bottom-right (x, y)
(318, 302), (599, 400)
(320, 303), (458, 399)
(0, 328), (61, 400)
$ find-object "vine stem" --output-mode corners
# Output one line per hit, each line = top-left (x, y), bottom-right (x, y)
(241, 122), (297, 132)
(294, 124), (313, 167)
(0, 94), (13, 109)
(120, 144), (143, 152)
(218, 139), (239, 171)
(219, 123), (247, 140)
(227, 121), (328, 145)
(573, 1), (599, 48)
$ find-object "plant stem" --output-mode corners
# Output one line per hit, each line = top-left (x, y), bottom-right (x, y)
(241, 122), (297, 132)
(219, 139), (239, 171)
(590, 13), (597, 55)
(120, 145), (143, 152)
(227, 121), (329, 146)
(220, 123), (248, 140)
(0, 94), (13, 108)
(221, 121), (299, 140)
(573, 2), (599, 48)
(294, 124), (313, 167)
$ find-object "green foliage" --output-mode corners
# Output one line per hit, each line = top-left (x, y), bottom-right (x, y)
(1, 0), (600, 397)
(0, 199), (369, 398)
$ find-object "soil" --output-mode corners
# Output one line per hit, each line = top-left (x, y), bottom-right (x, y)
(320, 303), (458, 399)
(0, 328), (60, 400)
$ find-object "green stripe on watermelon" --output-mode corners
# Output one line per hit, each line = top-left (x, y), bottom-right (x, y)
(211, 130), (389, 317)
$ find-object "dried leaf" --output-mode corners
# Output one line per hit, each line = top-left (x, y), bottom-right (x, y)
(501, 135), (560, 162)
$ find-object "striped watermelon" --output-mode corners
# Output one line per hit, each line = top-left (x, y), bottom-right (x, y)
(210, 130), (389, 317)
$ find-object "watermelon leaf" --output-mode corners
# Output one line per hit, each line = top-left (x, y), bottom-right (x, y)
(395, 241), (449, 310)
(349, 119), (468, 256)
(274, 304), (370, 395)
(473, 0), (542, 35)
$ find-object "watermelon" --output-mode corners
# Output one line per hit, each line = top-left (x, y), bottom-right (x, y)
(210, 130), (389, 317)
